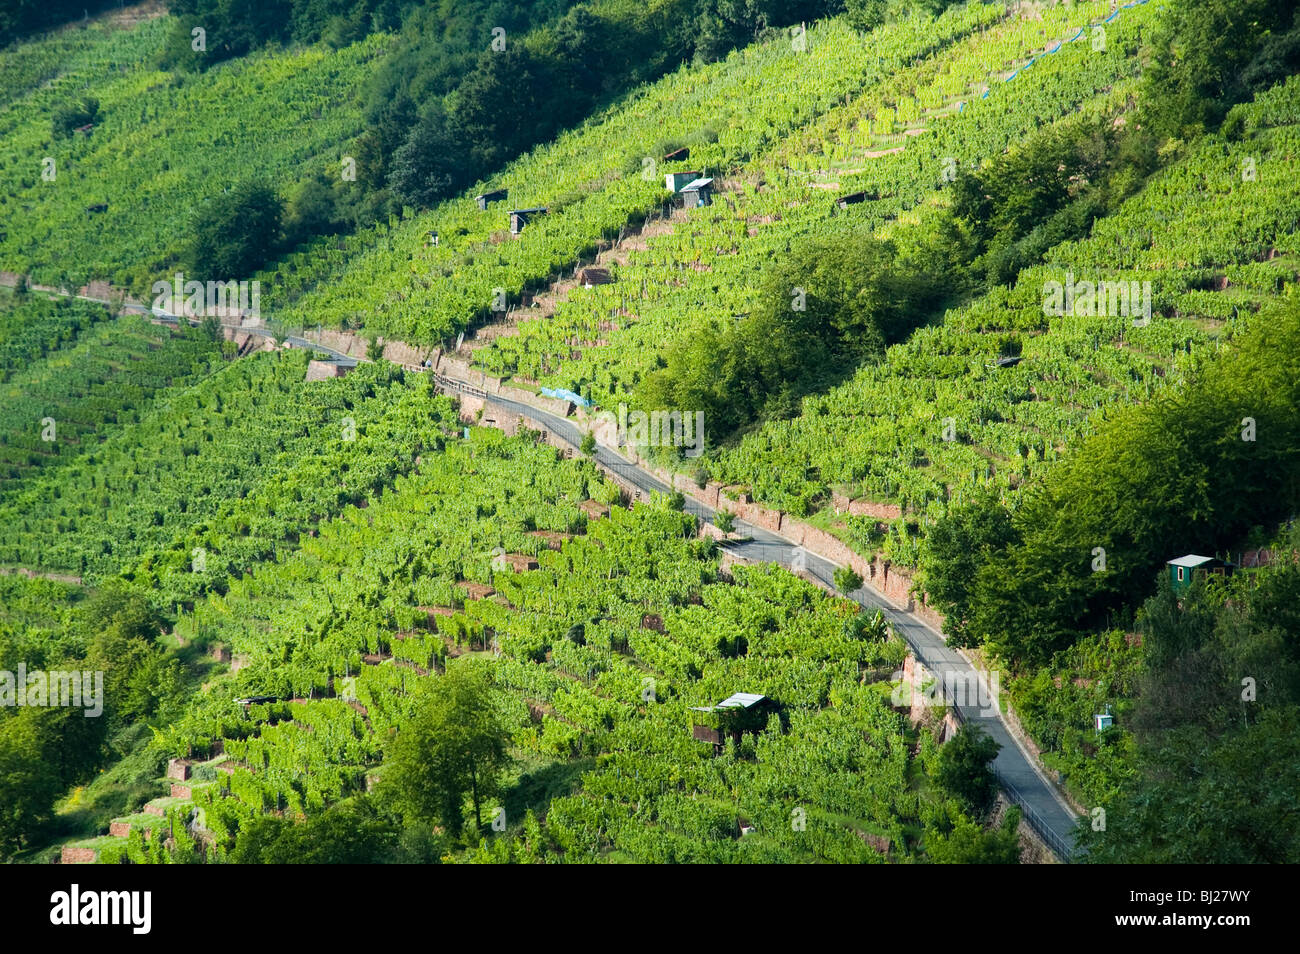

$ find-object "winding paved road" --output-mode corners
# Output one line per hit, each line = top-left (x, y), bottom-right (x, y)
(435, 374), (1084, 861)
(36, 285), (1083, 859)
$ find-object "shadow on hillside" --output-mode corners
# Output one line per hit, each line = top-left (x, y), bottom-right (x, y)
(503, 757), (596, 821)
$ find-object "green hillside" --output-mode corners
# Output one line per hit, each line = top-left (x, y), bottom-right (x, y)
(2, 0), (1298, 870)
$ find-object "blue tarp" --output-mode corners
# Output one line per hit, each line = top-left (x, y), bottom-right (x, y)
(540, 386), (593, 408)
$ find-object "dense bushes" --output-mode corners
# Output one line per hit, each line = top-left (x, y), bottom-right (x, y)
(0, 584), (182, 856)
(0, 1), (119, 48)
(937, 297), (1300, 666)
(1140, 0), (1300, 139)
(1079, 544), (1300, 862)
(638, 222), (956, 444)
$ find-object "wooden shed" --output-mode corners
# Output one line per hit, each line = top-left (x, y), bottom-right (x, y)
(578, 267), (613, 286)
(509, 207), (548, 235)
(476, 189), (508, 210)
(665, 170), (703, 193)
(663, 147), (690, 162)
(835, 190), (872, 210)
(1168, 554), (1233, 593)
(690, 692), (775, 750)
(679, 177), (714, 208)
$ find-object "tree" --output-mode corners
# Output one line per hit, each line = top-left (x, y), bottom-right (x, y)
(834, 566), (862, 595)
(382, 661), (511, 835)
(927, 806), (1021, 863)
(935, 723), (1000, 820)
(843, 0), (887, 33)
(228, 798), (400, 863)
(0, 710), (63, 856)
(388, 104), (469, 209)
(638, 222), (949, 443)
(966, 299), (1300, 665)
(183, 181), (283, 280)
(1079, 708), (1300, 863)
(52, 97), (99, 138)
(1140, 0), (1298, 140)
(580, 430), (597, 456)
(922, 491), (1017, 645)
(714, 510), (736, 534)
(283, 173), (345, 248)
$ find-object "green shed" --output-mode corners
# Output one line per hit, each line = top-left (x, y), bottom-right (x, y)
(1167, 554), (1233, 593)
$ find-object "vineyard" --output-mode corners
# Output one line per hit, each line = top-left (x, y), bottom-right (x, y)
(0, 349), (460, 609)
(121, 428), (981, 863)
(0, 14), (383, 291)
(0, 301), (225, 496)
(261, 5), (1005, 343)
(711, 73), (1300, 551)
(469, 0), (1156, 398)
(3, 0), (1298, 870)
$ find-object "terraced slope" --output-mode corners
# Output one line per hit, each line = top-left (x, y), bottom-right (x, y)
(0, 14), (383, 288)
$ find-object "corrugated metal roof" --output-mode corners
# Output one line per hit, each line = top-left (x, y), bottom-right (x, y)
(682, 177), (713, 190)
(717, 692), (766, 709)
(1168, 554), (1214, 567)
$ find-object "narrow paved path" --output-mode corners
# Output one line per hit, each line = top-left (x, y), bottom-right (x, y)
(435, 374), (1083, 861)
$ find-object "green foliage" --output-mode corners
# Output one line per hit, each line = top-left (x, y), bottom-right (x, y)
(714, 509), (735, 534)
(934, 722), (999, 820)
(639, 223), (952, 442)
(50, 96), (98, 138)
(382, 660), (512, 835)
(580, 430), (596, 456)
(949, 115), (1155, 286)
(922, 489), (1016, 645)
(0, 1), (119, 48)
(0, 709), (66, 853)
(1140, 0), (1299, 139)
(227, 797), (402, 863)
(833, 566), (862, 595)
(842, 0), (887, 33)
(376, 0), (843, 211)
(0, 355), (455, 607)
(968, 298), (1300, 666)
(1080, 708), (1300, 863)
(183, 181), (284, 280)
(0, 583), (183, 857)
(927, 805), (1020, 863)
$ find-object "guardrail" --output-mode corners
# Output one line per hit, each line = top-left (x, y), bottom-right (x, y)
(943, 695), (1078, 864)
(993, 767), (1078, 863)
